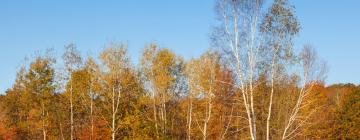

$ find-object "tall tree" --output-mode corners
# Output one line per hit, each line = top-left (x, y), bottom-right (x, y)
(25, 55), (56, 140)
(185, 51), (221, 140)
(4, 64), (28, 139)
(260, 0), (300, 139)
(140, 44), (183, 138)
(212, 0), (328, 139)
(84, 57), (100, 140)
(62, 44), (83, 140)
(213, 0), (271, 139)
(99, 44), (129, 140)
(281, 45), (327, 140)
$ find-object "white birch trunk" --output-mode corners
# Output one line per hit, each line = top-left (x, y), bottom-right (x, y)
(90, 86), (94, 140)
(187, 97), (192, 140)
(153, 92), (159, 138)
(111, 86), (116, 140)
(70, 83), (74, 140)
(203, 100), (212, 140)
(266, 46), (280, 140)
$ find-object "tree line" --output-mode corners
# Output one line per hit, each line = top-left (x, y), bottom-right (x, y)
(0, 0), (359, 139)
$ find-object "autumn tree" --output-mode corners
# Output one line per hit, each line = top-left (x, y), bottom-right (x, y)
(140, 44), (184, 138)
(99, 44), (128, 140)
(3, 65), (28, 139)
(260, 1), (300, 139)
(185, 51), (221, 140)
(62, 44), (83, 140)
(24, 56), (55, 140)
(97, 44), (147, 139)
(0, 1), (356, 138)
(83, 57), (101, 140)
(212, 0), (329, 139)
(332, 87), (360, 139)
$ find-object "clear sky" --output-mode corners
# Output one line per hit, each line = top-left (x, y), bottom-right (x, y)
(0, 0), (359, 93)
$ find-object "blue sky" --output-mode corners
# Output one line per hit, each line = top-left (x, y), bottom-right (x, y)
(0, 0), (359, 93)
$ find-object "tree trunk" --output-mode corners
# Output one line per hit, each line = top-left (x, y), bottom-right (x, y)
(152, 91), (159, 139)
(203, 100), (212, 140)
(267, 47), (279, 140)
(90, 88), (94, 140)
(112, 86), (116, 140)
(42, 102), (47, 140)
(70, 83), (74, 140)
(162, 92), (167, 135)
(187, 97), (192, 140)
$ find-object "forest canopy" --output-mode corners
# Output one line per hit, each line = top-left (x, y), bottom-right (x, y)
(0, 0), (359, 140)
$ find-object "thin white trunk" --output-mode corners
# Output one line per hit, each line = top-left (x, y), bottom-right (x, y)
(237, 13), (256, 140)
(150, 70), (159, 138)
(267, 46), (280, 140)
(282, 70), (311, 140)
(220, 105), (234, 140)
(266, 66), (275, 140)
(70, 83), (74, 140)
(162, 91), (167, 135)
(187, 97), (192, 140)
(111, 84), (122, 140)
(153, 93), (159, 138)
(112, 86), (116, 140)
(248, 14), (259, 140)
(203, 100), (212, 140)
(90, 87), (94, 140)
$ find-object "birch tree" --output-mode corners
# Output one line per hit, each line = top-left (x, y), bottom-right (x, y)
(84, 57), (100, 140)
(140, 44), (181, 138)
(185, 61), (198, 140)
(281, 45), (327, 140)
(140, 44), (160, 138)
(214, 0), (267, 139)
(213, 0), (300, 139)
(24, 55), (56, 140)
(66, 59), (100, 139)
(62, 44), (82, 140)
(260, 1), (300, 139)
(99, 44), (129, 140)
(185, 51), (221, 140)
